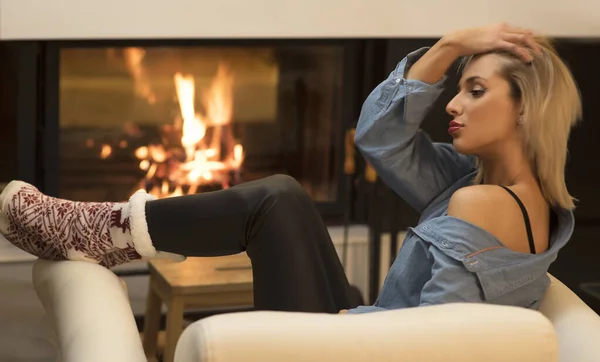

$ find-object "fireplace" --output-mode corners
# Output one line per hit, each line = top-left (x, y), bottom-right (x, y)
(3, 34), (600, 313)
(60, 43), (351, 203)
(0, 39), (368, 220)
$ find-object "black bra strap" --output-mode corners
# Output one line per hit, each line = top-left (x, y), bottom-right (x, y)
(499, 186), (536, 254)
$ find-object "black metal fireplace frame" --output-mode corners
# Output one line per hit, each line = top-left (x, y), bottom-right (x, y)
(3, 38), (376, 220)
(0, 42), (44, 185)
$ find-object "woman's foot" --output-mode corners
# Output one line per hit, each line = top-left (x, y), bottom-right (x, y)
(0, 180), (159, 266)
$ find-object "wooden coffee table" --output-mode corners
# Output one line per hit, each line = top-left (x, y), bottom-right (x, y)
(142, 253), (253, 362)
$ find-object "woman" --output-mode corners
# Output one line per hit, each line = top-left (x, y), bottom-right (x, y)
(0, 23), (581, 314)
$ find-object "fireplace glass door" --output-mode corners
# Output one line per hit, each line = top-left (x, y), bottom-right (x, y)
(58, 44), (346, 203)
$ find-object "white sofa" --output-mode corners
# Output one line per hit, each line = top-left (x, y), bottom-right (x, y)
(32, 259), (600, 362)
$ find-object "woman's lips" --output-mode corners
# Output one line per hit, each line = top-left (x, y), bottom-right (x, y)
(448, 126), (462, 135)
(448, 120), (464, 135)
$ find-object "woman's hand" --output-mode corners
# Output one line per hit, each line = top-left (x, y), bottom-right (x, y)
(443, 23), (541, 62)
(339, 309), (348, 314)
(407, 23), (540, 83)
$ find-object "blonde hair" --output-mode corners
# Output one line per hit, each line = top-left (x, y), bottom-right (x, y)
(461, 37), (582, 210)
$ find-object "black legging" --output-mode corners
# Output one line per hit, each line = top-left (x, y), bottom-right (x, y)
(145, 174), (358, 313)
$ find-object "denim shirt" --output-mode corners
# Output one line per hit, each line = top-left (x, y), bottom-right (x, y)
(348, 48), (575, 314)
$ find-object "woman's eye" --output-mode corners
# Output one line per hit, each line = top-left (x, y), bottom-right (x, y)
(470, 89), (485, 97)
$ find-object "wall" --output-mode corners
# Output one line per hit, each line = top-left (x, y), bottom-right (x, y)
(1, 0), (600, 40)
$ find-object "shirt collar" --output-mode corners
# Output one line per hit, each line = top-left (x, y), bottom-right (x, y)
(411, 206), (574, 267)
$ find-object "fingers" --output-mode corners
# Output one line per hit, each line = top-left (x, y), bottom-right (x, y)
(492, 23), (541, 61)
(497, 40), (533, 62)
(502, 31), (542, 54)
(501, 23), (530, 35)
(499, 34), (534, 62)
(494, 25), (541, 63)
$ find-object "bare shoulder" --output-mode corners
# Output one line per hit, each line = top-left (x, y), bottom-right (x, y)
(448, 185), (513, 221)
(447, 185), (521, 246)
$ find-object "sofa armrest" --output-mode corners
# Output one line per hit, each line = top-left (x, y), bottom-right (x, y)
(175, 303), (558, 362)
(540, 275), (600, 362)
(32, 259), (146, 362)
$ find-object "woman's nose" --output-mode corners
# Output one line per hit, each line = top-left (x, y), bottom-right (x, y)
(446, 94), (462, 117)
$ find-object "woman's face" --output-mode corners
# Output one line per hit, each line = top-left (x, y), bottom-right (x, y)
(446, 54), (521, 156)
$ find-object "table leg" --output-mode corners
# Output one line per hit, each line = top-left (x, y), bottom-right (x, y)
(142, 282), (162, 360)
(163, 297), (185, 362)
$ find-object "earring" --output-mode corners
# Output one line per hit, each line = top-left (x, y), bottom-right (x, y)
(518, 116), (524, 125)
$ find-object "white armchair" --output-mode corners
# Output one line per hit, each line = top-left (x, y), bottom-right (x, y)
(32, 259), (600, 362)
(32, 259), (147, 362)
(539, 275), (600, 362)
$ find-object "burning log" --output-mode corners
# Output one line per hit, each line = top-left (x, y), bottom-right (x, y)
(90, 49), (245, 199)
(130, 61), (243, 198)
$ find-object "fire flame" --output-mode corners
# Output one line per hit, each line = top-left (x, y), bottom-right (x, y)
(123, 48), (156, 105)
(131, 58), (244, 198)
(96, 48), (245, 198)
(100, 145), (112, 159)
(174, 73), (206, 160)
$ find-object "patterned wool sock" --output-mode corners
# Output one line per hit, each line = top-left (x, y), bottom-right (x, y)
(0, 180), (183, 267)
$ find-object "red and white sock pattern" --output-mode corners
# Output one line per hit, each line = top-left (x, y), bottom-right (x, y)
(0, 181), (157, 266)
